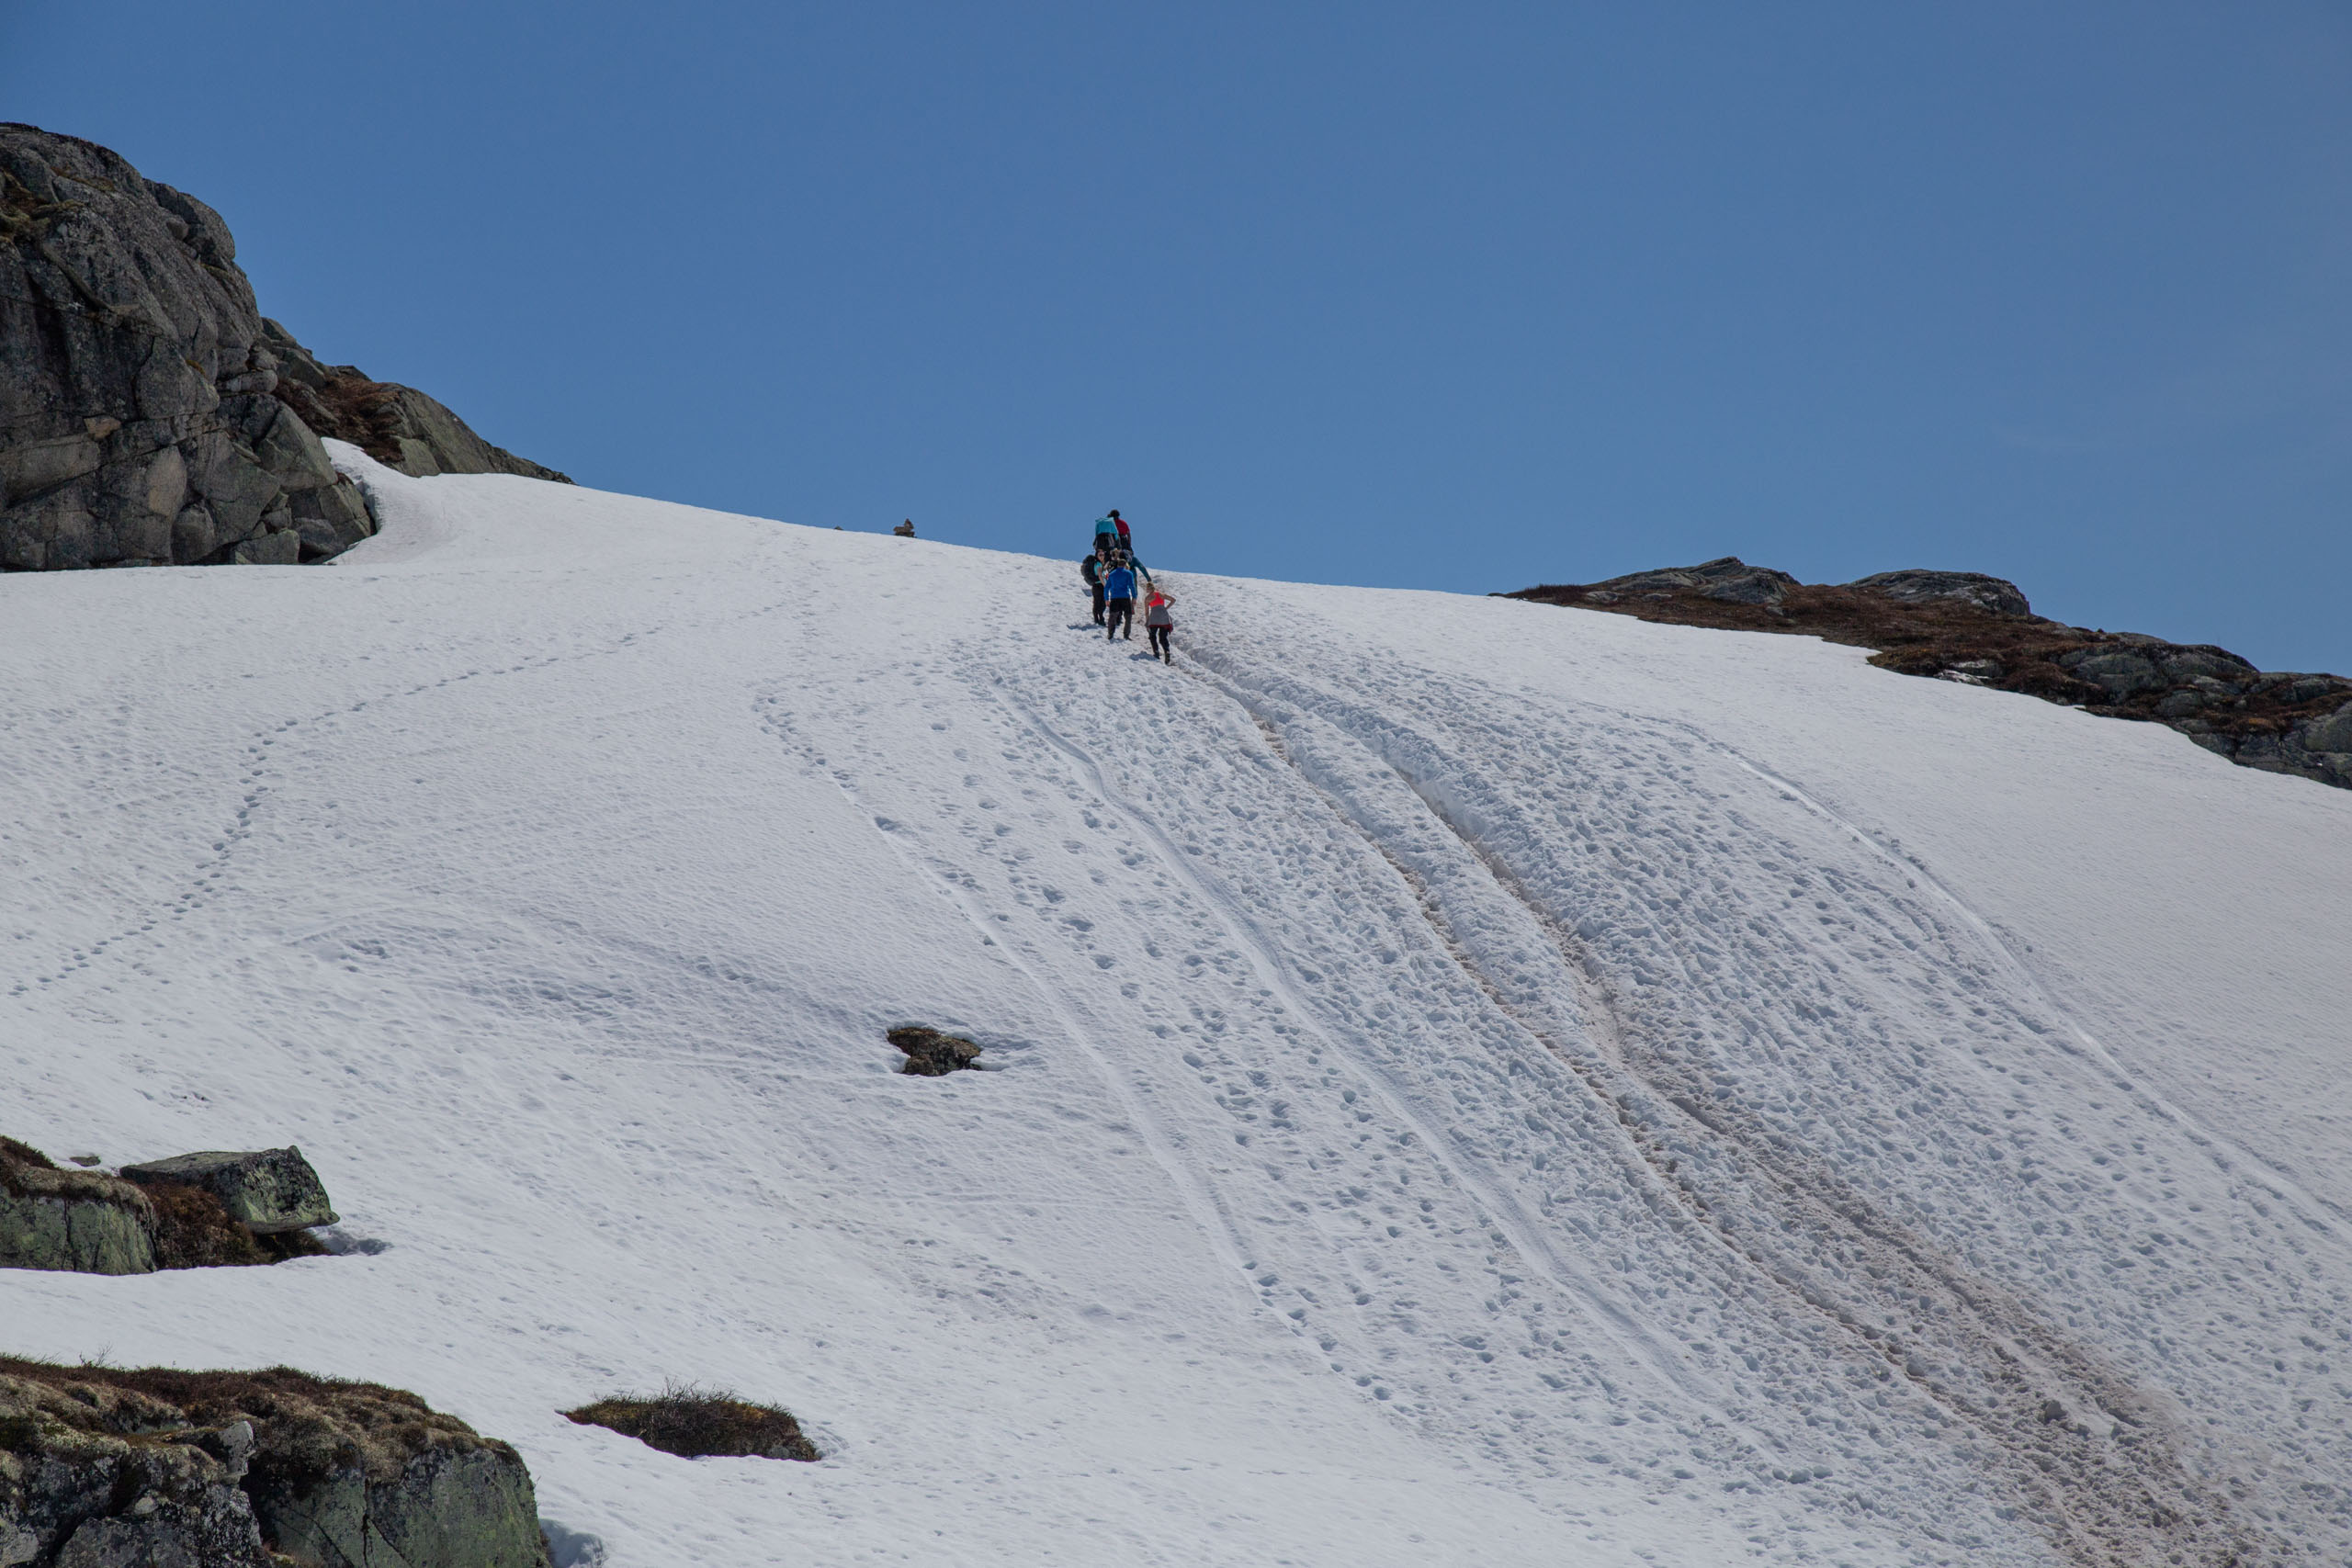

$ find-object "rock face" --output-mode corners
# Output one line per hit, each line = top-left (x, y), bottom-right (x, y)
(0, 1359), (552, 1568)
(1, 123), (564, 574)
(120, 1147), (337, 1235)
(0, 1138), (154, 1275)
(1507, 564), (2352, 792)
(261, 320), (569, 485)
(0, 1369), (270, 1567)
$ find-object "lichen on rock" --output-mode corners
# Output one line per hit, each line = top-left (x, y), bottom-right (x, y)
(0, 1359), (552, 1568)
(0, 1137), (154, 1275)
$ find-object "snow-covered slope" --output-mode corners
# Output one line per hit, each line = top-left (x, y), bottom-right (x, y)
(5, 447), (2348, 1566)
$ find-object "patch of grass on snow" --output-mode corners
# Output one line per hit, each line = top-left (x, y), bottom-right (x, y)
(566, 1382), (820, 1462)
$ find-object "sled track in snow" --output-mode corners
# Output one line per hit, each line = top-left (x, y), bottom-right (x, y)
(996, 690), (1740, 1424)
(1183, 643), (2288, 1568)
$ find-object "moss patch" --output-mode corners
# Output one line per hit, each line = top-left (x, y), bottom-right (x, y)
(566, 1382), (820, 1462)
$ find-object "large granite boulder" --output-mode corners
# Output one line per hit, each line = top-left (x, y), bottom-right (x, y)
(0, 1137), (154, 1275)
(120, 1147), (336, 1235)
(1, 123), (564, 573)
(0, 1360), (551, 1568)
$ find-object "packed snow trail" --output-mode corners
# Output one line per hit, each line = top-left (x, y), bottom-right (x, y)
(3, 450), (2348, 1566)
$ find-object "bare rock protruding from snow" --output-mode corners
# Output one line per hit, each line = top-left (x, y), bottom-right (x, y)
(888, 1025), (982, 1076)
(120, 1146), (337, 1235)
(4, 1137), (341, 1275)
(1576, 556), (1799, 608)
(0, 122), (562, 573)
(0, 1137), (154, 1274)
(1845, 568), (2032, 617)
(0, 1359), (551, 1568)
(1508, 563), (2352, 791)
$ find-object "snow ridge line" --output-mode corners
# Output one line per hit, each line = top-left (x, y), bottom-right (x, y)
(753, 697), (1261, 1308)
(995, 688), (1734, 1416)
(1191, 648), (2280, 1567)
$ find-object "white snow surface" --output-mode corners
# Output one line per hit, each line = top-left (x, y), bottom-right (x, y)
(5, 445), (2350, 1566)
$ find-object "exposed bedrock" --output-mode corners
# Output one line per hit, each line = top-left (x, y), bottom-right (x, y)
(1, 1138), (338, 1275)
(1, 123), (565, 573)
(0, 1360), (553, 1568)
(1509, 559), (2352, 791)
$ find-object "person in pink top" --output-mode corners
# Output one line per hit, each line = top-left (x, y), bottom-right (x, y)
(1144, 588), (1175, 663)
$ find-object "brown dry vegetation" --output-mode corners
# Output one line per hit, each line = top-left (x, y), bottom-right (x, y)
(274, 369), (411, 468)
(566, 1382), (820, 1462)
(1505, 577), (2351, 755)
(0, 1358), (509, 1484)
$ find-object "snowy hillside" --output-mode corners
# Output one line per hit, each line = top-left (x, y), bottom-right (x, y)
(5, 448), (2350, 1567)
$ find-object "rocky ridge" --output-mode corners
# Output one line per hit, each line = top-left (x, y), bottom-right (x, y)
(1, 123), (563, 573)
(1507, 559), (2352, 791)
(0, 1359), (551, 1568)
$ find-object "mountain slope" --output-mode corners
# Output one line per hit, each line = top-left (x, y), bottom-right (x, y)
(3, 453), (2347, 1566)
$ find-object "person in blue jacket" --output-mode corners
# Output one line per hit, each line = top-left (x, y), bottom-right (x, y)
(1103, 558), (1137, 641)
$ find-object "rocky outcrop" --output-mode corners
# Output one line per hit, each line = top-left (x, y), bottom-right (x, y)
(0, 1359), (552, 1568)
(0, 1369), (268, 1567)
(0, 1139), (154, 1276)
(1, 123), (564, 574)
(1574, 556), (1799, 608)
(1844, 568), (2033, 618)
(887, 1026), (982, 1076)
(121, 1148), (336, 1235)
(3, 1138), (336, 1275)
(1507, 561), (2352, 791)
(260, 320), (568, 485)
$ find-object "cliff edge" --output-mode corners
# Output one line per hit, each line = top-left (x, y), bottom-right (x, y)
(0, 123), (565, 571)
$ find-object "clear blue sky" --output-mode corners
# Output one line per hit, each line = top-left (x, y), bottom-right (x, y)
(9, 2), (2347, 671)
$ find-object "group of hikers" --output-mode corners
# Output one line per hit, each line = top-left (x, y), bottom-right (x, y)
(1079, 510), (1176, 663)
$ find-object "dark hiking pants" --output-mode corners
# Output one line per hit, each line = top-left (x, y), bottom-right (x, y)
(1091, 582), (1106, 623)
(1148, 625), (1170, 660)
(1106, 598), (1134, 638)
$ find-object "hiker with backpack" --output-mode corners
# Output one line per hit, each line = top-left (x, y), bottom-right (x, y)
(1080, 547), (1108, 625)
(1145, 588), (1176, 663)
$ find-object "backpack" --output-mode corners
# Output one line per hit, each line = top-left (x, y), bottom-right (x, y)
(1081, 556), (1101, 585)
